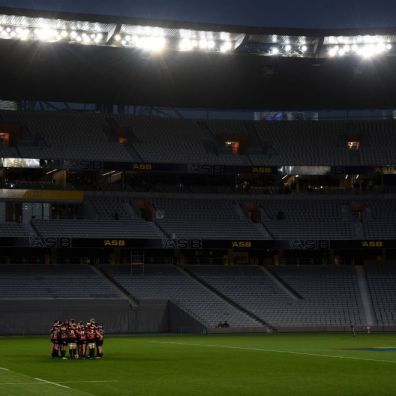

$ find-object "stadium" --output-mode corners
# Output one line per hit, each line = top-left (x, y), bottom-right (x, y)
(1, 4), (396, 396)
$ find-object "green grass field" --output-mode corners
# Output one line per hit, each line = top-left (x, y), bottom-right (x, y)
(1, 333), (396, 396)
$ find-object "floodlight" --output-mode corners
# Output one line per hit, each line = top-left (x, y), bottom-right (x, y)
(270, 47), (279, 55)
(35, 25), (57, 42)
(141, 36), (166, 52)
(220, 41), (232, 52)
(179, 38), (194, 51)
(220, 32), (230, 41)
(199, 39), (208, 49)
(328, 47), (337, 57)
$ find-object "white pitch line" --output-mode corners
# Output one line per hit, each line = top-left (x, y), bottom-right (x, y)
(0, 367), (9, 371)
(1, 380), (118, 385)
(34, 377), (70, 389)
(1, 382), (47, 385)
(58, 380), (118, 385)
(153, 341), (396, 365)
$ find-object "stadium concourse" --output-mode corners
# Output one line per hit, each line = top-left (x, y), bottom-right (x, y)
(1, 6), (396, 340)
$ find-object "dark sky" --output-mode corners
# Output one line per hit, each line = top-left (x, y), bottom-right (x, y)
(1, 0), (396, 29)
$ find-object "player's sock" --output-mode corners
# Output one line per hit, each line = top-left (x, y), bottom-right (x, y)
(89, 349), (94, 358)
(61, 350), (66, 358)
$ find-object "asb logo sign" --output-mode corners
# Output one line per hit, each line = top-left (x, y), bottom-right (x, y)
(289, 240), (330, 250)
(29, 238), (72, 248)
(231, 241), (252, 248)
(162, 239), (202, 249)
(104, 239), (126, 247)
(361, 241), (383, 248)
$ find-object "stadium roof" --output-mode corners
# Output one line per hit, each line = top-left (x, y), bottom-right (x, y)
(1, 6), (396, 110)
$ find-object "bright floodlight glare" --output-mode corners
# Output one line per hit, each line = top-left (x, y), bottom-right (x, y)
(180, 29), (192, 39)
(179, 38), (194, 51)
(271, 46), (279, 55)
(207, 40), (216, 50)
(19, 28), (30, 40)
(95, 33), (103, 43)
(328, 47), (337, 57)
(285, 44), (292, 52)
(141, 36), (167, 52)
(35, 25), (56, 41)
(301, 45), (308, 52)
(199, 39), (209, 49)
(220, 41), (232, 52)
(220, 32), (230, 41)
(82, 33), (91, 44)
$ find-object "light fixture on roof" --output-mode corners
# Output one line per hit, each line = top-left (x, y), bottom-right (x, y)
(324, 34), (394, 58)
(179, 38), (194, 51)
(270, 46), (279, 55)
(35, 25), (57, 41)
(220, 41), (232, 53)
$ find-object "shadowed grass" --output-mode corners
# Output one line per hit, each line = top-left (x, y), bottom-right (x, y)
(0, 333), (396, 396)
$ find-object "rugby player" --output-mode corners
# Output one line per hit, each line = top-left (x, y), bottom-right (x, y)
(86, 321), (97, 359)
(77, 321), (87, 359)
(68, 319), (78, 359)
(95, 324), (104, 359)
(59, 321), (69, 359)
(50, 320), (60, 359)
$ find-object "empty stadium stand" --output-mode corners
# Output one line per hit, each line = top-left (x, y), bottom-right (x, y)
(190, 265), (365, 329)
(102, 264), (266, 329)
(258, 199), (356, 239)
(1, 110), (396, 166)
(0, 265), (120, 299)
(32, 219), (161, 239)
(152, 198), (270, 239)
(0, 111), (133, 161)
(365, 264), (396, 327)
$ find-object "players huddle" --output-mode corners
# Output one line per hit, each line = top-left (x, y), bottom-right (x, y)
(50, 319), (104, 360)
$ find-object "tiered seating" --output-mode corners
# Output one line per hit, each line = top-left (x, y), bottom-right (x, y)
(152, 198), (265, 239)
(205, 120), (253, 165)
(363, 199), (396, 239)
(259, 199), (355, 239)
(190, 265), (294, 327)
(250, 121), (351, 166)
(88, 196), (135, 220)
(271, 265), (364, 327)
(191, 265), (363, 328)
(357, 120), (396, 165)
(1, 111), (133, 161)
(0, 223), (34, 237)
(0, 265), (119, 299)
(0, 111), (396, 166)
(115, 116), (220, 164)
(365, 264), (396, 326)
(33, 219), (161, 239)
(103, 264), (263, 328)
